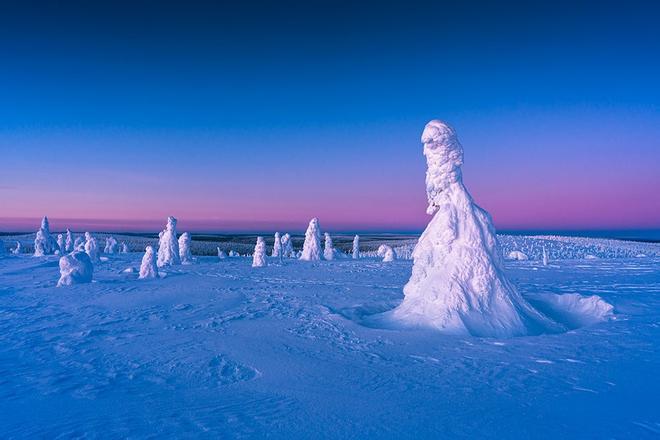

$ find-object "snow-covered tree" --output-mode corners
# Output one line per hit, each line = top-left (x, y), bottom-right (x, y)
(84, 232), (100, 262)
(56, 234), (65, 254)
(542, 246), (549, 266)
(65, 229), (73, 252)
(120, 242), (129, 254)
(281, 233), (294, 258)
(229, 250), (238, 257)
(157, 216), (181, 267)
(352, 235), (360, 259)
(506, 251), (528, 261)
(139, 246), (159, 279)
(34, 216), (58, 256)
(11, 241), (21, 255)
(323, 233), (335, 260)
(73, 236), (85, 251)
(57, 251), (93, 286)
(104, 236), (118, 254)
(272, 232), (282, 257)
(377, 244), (396, 262)
(217, 247), (226, 259)
(178, 232), (192, 264)
(300, 218), (322, 261)
(252, 236), (267, 267)
(391, 120), (558, 337)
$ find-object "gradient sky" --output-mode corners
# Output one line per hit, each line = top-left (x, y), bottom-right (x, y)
(1, 1), (659, 233)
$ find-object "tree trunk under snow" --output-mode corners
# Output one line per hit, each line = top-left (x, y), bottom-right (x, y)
(391, 120), (559, 337)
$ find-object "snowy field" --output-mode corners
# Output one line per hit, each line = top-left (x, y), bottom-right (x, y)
(1, 238), (659, 438)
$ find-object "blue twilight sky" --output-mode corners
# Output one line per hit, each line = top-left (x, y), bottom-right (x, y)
(0, 1), (659, 233)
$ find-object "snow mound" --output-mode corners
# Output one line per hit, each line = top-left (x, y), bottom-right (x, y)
(507, 251), (528, 261)
(57, 251), (93, 286)
(526, 293), (614, 329)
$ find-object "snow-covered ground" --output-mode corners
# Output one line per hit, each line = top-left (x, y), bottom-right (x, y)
(1, 240), (659, 438)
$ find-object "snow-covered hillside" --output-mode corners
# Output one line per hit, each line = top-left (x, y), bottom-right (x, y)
(0, 246), (659, 437)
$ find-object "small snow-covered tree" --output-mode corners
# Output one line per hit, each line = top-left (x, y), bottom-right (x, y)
(65, 229), (73, 252)
(178, 232), (193, 264)
(272, 232), (282, 257)
(352, 235), (360, 259)
(252, 236), (267, 267)
(300, 218), (322, 261)
(84, 232), (100, 262)
(281, 233), (294, 257)
(217, 247), (226, 259)
(120, 242), (129, 254)
(252, 237), (266, 267)
(139, 246), (159, 279)
(229, 250), (238, 257)
(323, 233), (335, 260)
(11, 241), (21, 255)
(56, 234), (65, 254)
(157, 216), (181, 267)
(377, 244), (396, 262)
(57, 251), (93, 286)
(104, 236), (118, 254)
(34, 216), (58, 256)
(542, 246), (549, 266)
(73, 236), (85, 251)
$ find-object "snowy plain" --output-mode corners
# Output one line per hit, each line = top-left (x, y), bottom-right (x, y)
(0, 235), (659, 438)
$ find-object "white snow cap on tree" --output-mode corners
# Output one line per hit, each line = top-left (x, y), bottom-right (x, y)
(34, 216), (58, 256)
(157, 216), (181, 267)
(57, 251), (93, 287)
(56, 234), (65, 254)
(300, 218), (322, 261)
(65, 229), (73, 252)
(391, 120), (561, 337)
(84, 232), (100, 262)
(281, 233), (294, 257)
(217, 247), (226, 259)
(352, 235), (360, 259)
(139, 246), (159, 279)
(272, 232), (282, 257)
(323, 233), (335, 260)
(11, 241), (21, 255)
(178, 232), (193, 264)
(104, 236), (118, 254)
(377, 244), (396, 262)
(252, 236), (267, 267)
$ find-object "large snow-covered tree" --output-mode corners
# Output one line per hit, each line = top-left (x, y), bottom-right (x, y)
(178, 232), (193, 264)
(84, 232), (100, 262)
(391, 120), (558, 337)
(33, 216), (58, 256)
(157, 216), (181, 267)
(252, 237), (267, 267)
(272, 232), (282, 257)
(139, 246), (159, 279)
(323, 233), (335, 260)
(300, 218), (322, 261)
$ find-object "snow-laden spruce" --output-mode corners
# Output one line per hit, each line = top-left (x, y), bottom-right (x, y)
(252, 237), (267, 267)
(300, 218), (322, 261)
(34, 216), (58, 256)
(390, 120), (563, 337)
(65, 229), (73, 252)
(178, 232), (192, 264)
(104, 236), (118, 254)
(139, 246), (159, 279)
(57, 251), (93, 287)
(352, 235), (360, 259)
(157, 216), (181, 267)
(377, 244), (396, 262)
(323, 233), (335, 260)
(272, 232), (282, 257)
(281, 233), (294, 258)
(217, 247), (226, 259)
(84, 232), (100, 262)
(56, 234), (65, 254)
(11, 241), (21, 255)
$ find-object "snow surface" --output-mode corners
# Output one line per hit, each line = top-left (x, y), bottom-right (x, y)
(0, 249), (658, 437)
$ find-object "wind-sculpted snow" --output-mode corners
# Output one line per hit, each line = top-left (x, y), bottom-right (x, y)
(0, 253), (657, 438)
